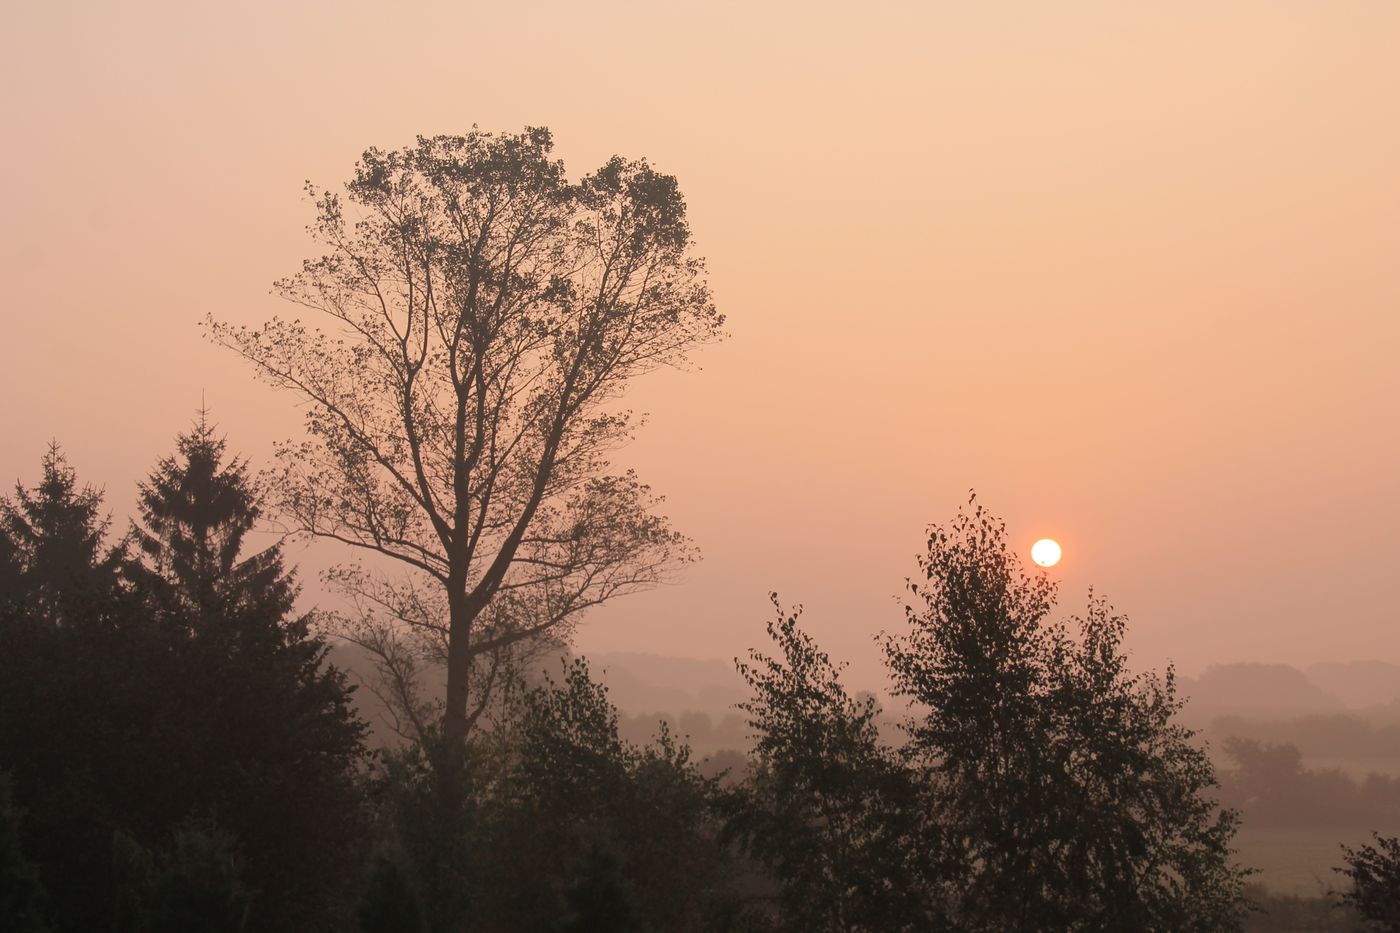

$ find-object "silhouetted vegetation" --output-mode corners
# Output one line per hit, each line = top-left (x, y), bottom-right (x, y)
(364, 659), (761, 933)
(0, 435), (368, 931)
(3, 435), (1272, 929)
(0, 771), (48, 932)
(13, 124), (1383, 932)
(727, 500), (1249, 931)
(206, 127), (723, 757)
(111, 820), (252, 933)
(1337, 833), (1400, 929)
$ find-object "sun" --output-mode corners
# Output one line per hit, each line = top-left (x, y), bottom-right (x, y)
(1031, 538), (1062, 568)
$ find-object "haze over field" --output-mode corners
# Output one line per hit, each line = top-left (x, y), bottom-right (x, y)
(4, 1), (1398, 690)
(6, 5), (1400, 927)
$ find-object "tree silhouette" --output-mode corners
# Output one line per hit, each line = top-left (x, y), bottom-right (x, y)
(554, 845), (641, 933)
(732, 498), (1250, 932)
(730, 597), (946, 932)
(208, 127), (723, 758)
(1, 444), (124, 624)
(1338, 833), (1400, 930)
(0, 441), (369, 932)
(371, 658), (751, 933)
(126, 423), (370, 931)
(0, 449), (169, 930)
(357, 857), (426, 933)
(111, 821), (252, 933)
(886, 498), (1247, 930)
(128, 414), (293, 637)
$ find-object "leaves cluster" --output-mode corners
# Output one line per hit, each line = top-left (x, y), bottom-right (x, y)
(370, 660), (761, 933)
(732, 498), (1251, 932)
(207, 127), (723, 747)
(1337, 833), (1400, 930)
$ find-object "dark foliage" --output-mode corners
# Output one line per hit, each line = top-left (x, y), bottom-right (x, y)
(0, 771), (49, 932)
(1, 444), (125, 625)
(128, 415), (297, 637)
(0, 437), (369, 932)
(889, 499), (1248, 931)
(1338, 833), (1400, 930)
(554, 845), (642, 933)
(730, 497), (1251, 932)
(728, 598), (949, 932)
(111, 820), (251, 933)
(373, 660), (764, 933)
(367, 746), (477, 933)
(357, 857), (426, 933)
(0, 443), (1267, 932)
(124, 422), (372, 927)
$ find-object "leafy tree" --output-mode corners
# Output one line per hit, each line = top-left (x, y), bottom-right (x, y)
(731, 498), (1250, 932)
(729, 597), (949, 932)
(207, 127), (724, 755)
(375, 659), (755, 933)
(357, 857), (426, 933)
(368, 746), (476, 933)
(112, 821), (251, 933)
(885, 498), (1248, 931)
(1337, 833), (1400, 930)
(554, 845), (641, 933)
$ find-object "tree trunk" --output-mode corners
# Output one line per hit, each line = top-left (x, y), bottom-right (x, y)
(443, 589), (472, 753)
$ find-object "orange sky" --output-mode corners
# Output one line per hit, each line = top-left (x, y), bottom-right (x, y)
(3, 1), (1397, 687)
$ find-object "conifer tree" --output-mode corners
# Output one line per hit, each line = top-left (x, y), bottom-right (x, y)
(1, 444), (124, 623)
(2, 437), (371, 931)
(126, 419), (371, 931)
(129, 414), (295, 643)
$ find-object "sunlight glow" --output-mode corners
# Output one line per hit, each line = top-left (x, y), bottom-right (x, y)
(1031, 538), (1062, 568)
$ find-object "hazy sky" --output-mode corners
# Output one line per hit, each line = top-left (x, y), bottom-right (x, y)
(3, 1), (1397, 687)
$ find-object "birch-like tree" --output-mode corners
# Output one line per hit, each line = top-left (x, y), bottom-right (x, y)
(209, 128), (722, 754)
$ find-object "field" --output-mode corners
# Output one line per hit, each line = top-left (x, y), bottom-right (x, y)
(1235, 827), (1371, 895)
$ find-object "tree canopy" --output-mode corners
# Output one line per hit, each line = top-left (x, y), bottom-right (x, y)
(1338, 833), (1400, 930)
(208, 127), (724, 753)
(128, 414), (294, 638)
(0, 436), (369, 933)
(730, 498), (1250, 932)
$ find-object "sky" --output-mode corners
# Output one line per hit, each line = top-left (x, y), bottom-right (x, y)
(2, 1), (1397, 689)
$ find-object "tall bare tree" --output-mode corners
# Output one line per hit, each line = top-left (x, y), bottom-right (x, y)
(209, 128), (722, 754)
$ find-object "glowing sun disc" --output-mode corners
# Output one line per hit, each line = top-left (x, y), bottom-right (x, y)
(1031, 538), (1062, 568)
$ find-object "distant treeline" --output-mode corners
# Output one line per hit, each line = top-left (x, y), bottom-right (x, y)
(618, 710), (748, 755)
(1210, 713), (1400, 771)
(1220, 737), (1400, 831)
(622, 703), (1400, 834)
